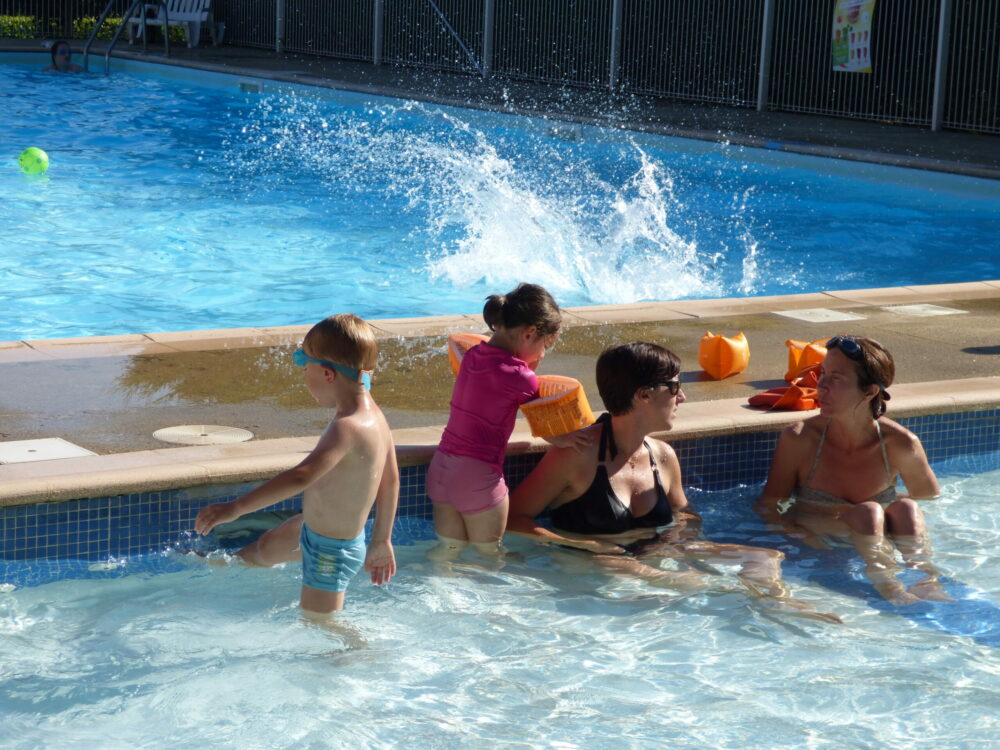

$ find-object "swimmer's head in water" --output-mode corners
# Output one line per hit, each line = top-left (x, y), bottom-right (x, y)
(596, 342), (681, 416)
(50, 40), (72, 65)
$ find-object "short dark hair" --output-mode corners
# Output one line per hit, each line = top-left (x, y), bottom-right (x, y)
(482, 283), (561, 336)
(596, 342), (681, 416)
(50, 40), (71, 64)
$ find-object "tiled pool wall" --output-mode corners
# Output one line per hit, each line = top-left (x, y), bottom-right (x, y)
(2, 409), (998, 566)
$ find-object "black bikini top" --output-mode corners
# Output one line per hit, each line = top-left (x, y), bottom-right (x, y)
(548, 413), (674, 535)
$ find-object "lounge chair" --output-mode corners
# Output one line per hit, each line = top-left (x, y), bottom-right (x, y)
(127, 0), (217, 48)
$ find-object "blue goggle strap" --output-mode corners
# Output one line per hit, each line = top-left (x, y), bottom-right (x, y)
(293, 349), (373, 390)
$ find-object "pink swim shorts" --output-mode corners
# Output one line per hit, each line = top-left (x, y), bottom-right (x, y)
(426, 451), (508, 515)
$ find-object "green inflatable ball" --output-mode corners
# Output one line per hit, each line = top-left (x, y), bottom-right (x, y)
(19, 147), (49, 175)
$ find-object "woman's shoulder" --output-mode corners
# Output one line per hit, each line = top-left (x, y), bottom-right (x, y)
(877, 417), (924, 452)
(645, 436), (680, 469)
(778, 416), (826, 442)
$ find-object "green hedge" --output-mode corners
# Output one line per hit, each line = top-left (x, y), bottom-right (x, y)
(1, 14), (188, 42)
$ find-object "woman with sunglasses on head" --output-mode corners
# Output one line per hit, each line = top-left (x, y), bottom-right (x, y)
(43, 40), (83, 73)
(758, 335), (949, 605)
(508, 342), (840, 623)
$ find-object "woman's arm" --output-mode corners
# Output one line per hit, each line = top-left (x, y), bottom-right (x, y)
(755, 423), (826, 540)
(507, 447), (625, 554)
(889, 423), (940, 499)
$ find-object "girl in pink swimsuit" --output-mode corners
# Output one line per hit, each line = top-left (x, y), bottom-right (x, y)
(426, 283), (583, 560)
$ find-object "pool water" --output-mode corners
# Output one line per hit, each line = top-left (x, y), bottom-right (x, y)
(3, 58), (1000, 341)
(2, 454), (998, 748)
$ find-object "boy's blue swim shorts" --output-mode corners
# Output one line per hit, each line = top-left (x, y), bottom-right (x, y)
(300, 522), (366, 593)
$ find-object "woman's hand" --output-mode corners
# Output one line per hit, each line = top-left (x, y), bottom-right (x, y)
(580, 539), (627, 555)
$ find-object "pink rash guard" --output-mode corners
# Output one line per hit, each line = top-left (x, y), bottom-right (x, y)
(437, 342), (539, 474)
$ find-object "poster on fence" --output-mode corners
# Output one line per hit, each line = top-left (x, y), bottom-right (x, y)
(832, 0), (876, 72)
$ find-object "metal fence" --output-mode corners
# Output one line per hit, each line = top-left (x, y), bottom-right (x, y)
(621, 0), (765, 106)
(2, 0), (997, 135)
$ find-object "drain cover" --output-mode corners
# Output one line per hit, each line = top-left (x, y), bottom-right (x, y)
(152, 425), (254, 446)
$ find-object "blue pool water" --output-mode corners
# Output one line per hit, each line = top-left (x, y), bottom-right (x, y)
(3, 56), (1000, 341)
(1, 452), (998, 747)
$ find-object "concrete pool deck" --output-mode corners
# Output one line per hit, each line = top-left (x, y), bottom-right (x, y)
(2, 282), (999, 506)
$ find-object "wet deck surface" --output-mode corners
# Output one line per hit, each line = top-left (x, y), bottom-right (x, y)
(1, 288), (998, 454)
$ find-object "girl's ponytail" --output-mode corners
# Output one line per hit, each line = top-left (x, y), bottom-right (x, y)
(483, 294), (508, 332)
(482, 283), (561, 334)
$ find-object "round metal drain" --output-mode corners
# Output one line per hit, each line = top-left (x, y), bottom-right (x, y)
(152, 425), (254, 446)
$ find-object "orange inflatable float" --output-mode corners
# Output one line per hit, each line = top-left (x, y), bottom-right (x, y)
(784, 338), (827, 382)
(748, 364), (820, 411)
(447, 333), (490, 376)
(520, 375), (596, 438)
(698, 331), (750, 380)
(446, 333), (596, 438)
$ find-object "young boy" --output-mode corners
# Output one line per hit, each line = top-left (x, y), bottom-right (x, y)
(194, 313), (398, 620)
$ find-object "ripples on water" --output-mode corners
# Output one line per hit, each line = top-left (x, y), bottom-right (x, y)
(1, 462), (998, 748)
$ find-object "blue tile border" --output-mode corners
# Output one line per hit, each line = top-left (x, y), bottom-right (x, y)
(2, 409), (998, 568)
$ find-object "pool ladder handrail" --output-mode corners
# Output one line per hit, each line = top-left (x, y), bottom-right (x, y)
(83, 0), (171, 75)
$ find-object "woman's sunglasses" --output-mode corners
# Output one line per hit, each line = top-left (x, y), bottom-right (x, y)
(650, 380), (682, 396)
(826, 336), (862, 360)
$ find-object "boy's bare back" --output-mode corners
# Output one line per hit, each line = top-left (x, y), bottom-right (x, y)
(304, 401), (395, 540)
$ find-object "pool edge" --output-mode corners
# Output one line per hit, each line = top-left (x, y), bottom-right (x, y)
(3, 376), (998, 507)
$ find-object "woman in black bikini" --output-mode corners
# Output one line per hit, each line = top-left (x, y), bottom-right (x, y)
(507, 342), (839, 622)
(757, 335), (948, 605)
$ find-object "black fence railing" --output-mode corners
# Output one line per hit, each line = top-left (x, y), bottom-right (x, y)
(2, 0), (997, 135)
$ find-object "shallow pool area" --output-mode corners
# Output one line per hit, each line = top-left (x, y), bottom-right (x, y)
(1, 451), (998, 749)
(3, 55), (1000, 341)
(4, 44), (1000, 749)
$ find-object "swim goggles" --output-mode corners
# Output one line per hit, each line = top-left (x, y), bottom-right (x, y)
(293, 348), (372, 390)
(650, 379), (682, 396)
(826, 336), (862, 360)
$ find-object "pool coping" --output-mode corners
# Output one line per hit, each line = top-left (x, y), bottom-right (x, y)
(3, 280), (999, 360)
(2, 280), (999, 508)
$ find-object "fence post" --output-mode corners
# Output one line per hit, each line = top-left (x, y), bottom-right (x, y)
(373, 0), (385, 65)
(608, 0), (624, 90)
(931, 0), (953, 132)
(756, 0), (776, 112)
(482, 0), (496, 77)
(275, 0), (285, 54)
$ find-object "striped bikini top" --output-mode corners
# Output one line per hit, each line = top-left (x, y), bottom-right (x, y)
(796, 420), (898, 508)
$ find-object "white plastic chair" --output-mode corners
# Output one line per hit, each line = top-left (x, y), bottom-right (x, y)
(127, 0), (216, 48)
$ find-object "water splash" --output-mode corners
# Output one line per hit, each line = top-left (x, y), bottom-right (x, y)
(218, 95), (770, 305)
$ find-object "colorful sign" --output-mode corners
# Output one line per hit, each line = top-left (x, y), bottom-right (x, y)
(832, 0), (876, 72)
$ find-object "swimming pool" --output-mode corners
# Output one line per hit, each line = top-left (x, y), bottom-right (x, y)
(2, 446), (998, 749)
(3, 55), (1000, 341)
